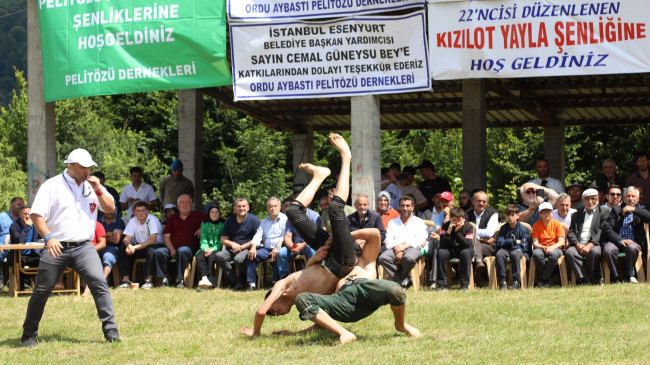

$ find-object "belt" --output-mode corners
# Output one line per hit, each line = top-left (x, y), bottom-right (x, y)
(59, 241), (87, 248)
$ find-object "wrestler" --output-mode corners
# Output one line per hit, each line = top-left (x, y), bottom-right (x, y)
(240, 134), (363, 337)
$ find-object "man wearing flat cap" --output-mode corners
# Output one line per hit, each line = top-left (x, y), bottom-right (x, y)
(21, 149), (119, 346)
(565, 189), (610, 285)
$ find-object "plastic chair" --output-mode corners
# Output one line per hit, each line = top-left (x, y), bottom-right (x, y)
(377, 260), (425, 292)
(528, 255), (569, 288)
(290, 254), (307, 272)
(445, 222), (477, 290)
(256, 258), (275, 288)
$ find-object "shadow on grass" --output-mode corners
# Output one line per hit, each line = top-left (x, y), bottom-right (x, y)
(0, 334), (102, 348)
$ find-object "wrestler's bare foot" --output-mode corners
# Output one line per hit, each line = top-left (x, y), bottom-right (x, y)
(329, 134), (351, 159)
(396, 323), (421, 337)
(299, 163), (331, 178)
(339, 331), (357, 345)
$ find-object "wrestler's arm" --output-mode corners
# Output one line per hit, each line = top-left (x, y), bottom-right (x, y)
(306, 239), (332, 268)
(351, 228), (380, 262)
(240, 280), (288, 337)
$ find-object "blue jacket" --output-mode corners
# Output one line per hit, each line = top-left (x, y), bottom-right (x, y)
(496, 222), (530, 255)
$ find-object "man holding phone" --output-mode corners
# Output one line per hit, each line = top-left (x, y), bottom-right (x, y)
(517, 182), (559, 226)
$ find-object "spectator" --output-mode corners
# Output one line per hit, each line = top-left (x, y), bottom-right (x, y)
(346, 194), (386, 244)
(159, 159), (194, 221)
(281, 197), (292, 213)
(566, 189), (610, 285)
(378, 196), (428, 290)
(495, 204), (530, 290)
(117, 201), (164, 289)
(589, 158), (625, 191)
(433, 191), (455, 231)
(216, 197), (261, 290)
(318, 195), (330, 214)
(467, 191), (500, 278)
(420, 192), (443, 221)
(120, 166), (157, 220)
(91, 171), (122, 219)
(9, 205), (42, 290)
(417, 160), (451, 211)
(602, 184), (622, 210)
(163, 204), (179, 221)
(567, 181), (585, 210)
(551, 193), (576, 236)
(380, 168), (402, 210)
(376, 191), (399, 233)
(196, 202), (225, 290)
(527, 158), (565, 195)
(98, 210), (124, 286)
(396, 166), (428, 211)
(0, 197), (24, 266)
(436, 207), (475, 291)
(154, 194), (208, 288)
(602, 186), (650, 283)
(625, 152), (650, 207)
(246, 197), (287, 291)
(276, 204), (319, 280)
(517, 182), (559, 225)
(531, 202), (566, 288)
(458, 189), (473, 212)
(84, 221), (108, 296)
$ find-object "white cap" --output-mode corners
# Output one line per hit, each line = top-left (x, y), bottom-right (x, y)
(64, 149), (97, 167)
(164, 204), (177, 211)
(538, 202), (553, 212)
(582, 188), (599, 198)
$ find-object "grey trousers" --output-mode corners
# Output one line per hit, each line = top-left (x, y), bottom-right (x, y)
(564, 245), (602, 282)
(215, 248), (249, 286)
(603, 242), (641, 280)
(23, 241), (117, 338)
(532, 248), (563, 282)
(378, 247), (421, 283)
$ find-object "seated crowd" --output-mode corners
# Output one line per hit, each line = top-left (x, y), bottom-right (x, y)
(2, 153), (650, 292)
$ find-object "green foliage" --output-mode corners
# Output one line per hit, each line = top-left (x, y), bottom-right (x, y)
(0, 0), (27, 107)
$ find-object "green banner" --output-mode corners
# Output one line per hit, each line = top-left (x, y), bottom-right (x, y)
(38, 0), (232, 102)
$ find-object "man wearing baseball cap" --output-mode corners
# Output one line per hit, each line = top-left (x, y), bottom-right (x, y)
(433, 191), (455, 231)
(159, 159), (194, 222)
(21, 148), (119, 346)
(531, 202), (566, 288)
(565, 189), (610, 285)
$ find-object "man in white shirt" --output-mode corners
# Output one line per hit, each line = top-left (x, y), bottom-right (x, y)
(21, 148), (119, 347)
(378, 196), (428, 290)
(528, 158), (565, 195)
(246, 197), (288, 291)
(116, 201), (164, 289)
(120, 166), (157, 220)
(552, 194), (576, 238)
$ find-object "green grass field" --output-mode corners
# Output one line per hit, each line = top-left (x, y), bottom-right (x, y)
(1, 284), (649, 364)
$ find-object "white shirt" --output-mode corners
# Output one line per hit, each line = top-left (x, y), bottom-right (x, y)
(471, 209), (500, 239)
(384, 215), (428, 250)
(528, 177), (565, 194)
(120, 182), (157, 219)
(578, 209), (595, 244)
(31, 169), (108, 242)
(252, 212), (288, 250)
(552, 208), (576, 236)
(124, 213), (164, 244)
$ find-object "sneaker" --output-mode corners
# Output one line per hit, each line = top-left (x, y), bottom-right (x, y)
(247, 283), (256, 291)
(104, 329), (121, 343)
(499, 282), (508, 290)
(176, 280), (185, 288)
(629, 277), (639, 284)
(460, 285), (469, 291)
(21, 334), (37, 347)
(161, 278), (169, 288)
(435, 286), (446, 292)
(511, 281), (521, 290)
(142, 281), (154, 290)
(198, 277), (212, 289)
(117, 282), (131, 289)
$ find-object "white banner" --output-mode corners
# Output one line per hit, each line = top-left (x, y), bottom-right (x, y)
(230, 11), (431, 100)
(428, 0), (650, 79)
(228, 0), (426, 21)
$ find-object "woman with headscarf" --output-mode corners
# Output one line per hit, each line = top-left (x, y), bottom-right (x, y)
(196, 202), (225, 290)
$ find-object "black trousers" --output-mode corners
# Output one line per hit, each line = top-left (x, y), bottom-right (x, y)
(286, 196), (356, 278)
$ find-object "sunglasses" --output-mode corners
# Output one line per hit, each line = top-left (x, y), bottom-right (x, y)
(525, 189), (536, 194)
(609, 193), (621, 196)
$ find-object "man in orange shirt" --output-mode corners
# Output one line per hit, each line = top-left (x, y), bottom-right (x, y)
(531, 202), (565, 288)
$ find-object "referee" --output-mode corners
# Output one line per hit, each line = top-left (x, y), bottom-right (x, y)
(21, 149), (120, 347)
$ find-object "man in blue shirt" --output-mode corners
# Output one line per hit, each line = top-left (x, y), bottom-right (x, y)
(1, 197), (24, 284)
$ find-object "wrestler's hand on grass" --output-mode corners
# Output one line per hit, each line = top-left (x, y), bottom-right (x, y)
(272, 329), (297, 336)
(240, 327), (258, 337)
